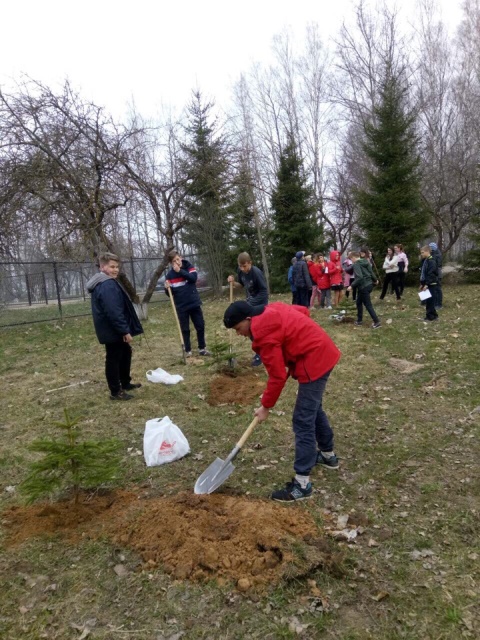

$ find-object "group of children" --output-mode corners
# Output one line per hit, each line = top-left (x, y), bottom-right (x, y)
(87, 241), (442, 502)
(288, 250), (345, 310)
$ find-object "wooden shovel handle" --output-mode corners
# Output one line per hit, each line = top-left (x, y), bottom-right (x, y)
(166, 285), (186, 351)
(229, 279), (233, 303)
(236, 417), (259, 450)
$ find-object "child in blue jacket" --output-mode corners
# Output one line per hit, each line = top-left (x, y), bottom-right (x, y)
(87, 253), (143, 401)
(165, 251), (211, 357)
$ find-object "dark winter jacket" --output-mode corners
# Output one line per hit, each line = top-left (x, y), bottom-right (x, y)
(288, 265), (296, 292)
(420, 256), (439, 287)
(351, 258), (377, 290)
(87, 273), (143, 344)
(292, 259), (312, 290)
(429, 246), (443, 278)
(237, 265), (268, 306)
(165, 259), (202, 312)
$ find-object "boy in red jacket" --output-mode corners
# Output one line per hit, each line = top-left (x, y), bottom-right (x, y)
(224, 301), (341, 502)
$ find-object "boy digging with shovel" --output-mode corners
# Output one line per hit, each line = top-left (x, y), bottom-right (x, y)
(224, 301), (341, 502)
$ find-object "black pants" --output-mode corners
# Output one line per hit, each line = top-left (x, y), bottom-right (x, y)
(105, 341), (132, 395)
(432, 280), (443, 308)
(356, 285), (379, 323)
(425, 286), (438, 320)
(178, 307), (206, 352)
(380, 272), (401, 300)
(398, 270), (406, 296)
(296, 287), (310, 308)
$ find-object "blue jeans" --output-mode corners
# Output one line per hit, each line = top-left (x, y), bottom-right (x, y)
(292, 370), (334, 475)
(296, 287), (310, 308)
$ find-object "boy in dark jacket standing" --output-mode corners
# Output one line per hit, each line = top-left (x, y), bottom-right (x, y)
(87, 253), (144, 401)
(420, 245), (439, 321)
(347, 249), (381, 329)
(428, 242), (443, 309)
(292, 251), (313, 308)
(228, 252), (268, 366)
(224, 300), (341, 502)
(165, 250), (211, 357)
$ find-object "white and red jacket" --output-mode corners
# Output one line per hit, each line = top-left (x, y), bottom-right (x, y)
(250, 302), (341, 408)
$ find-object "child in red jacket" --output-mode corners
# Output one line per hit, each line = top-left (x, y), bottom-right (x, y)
(328, 250), (344, 307)
(307, 254), (322, 309)
(224, 300), (341, 502)
(316, 254), (332, 309)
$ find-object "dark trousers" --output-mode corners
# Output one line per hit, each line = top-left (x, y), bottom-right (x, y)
(432, 281), (443, 308)
(398, 271), (406, 296)
(105, 341), (132, 395)
(425, 286), (438, 320)
(380, 272), (401, 299)
(296, 287), (310, 308)
(178, 307), (205, 352)
(293, 371), (334, 475)
(320, 288), (331, 308)
(356, 285), (379, 323)
(291, 291), (298, 305)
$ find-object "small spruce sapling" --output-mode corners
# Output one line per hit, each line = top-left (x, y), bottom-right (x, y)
(21, 409), (122, 505)
(210, 331), (238, 371)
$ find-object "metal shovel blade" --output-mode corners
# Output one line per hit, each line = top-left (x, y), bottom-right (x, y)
(194, 457), (235, 494)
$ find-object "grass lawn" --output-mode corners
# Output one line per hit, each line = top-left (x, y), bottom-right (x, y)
(0, 286), (479, 639)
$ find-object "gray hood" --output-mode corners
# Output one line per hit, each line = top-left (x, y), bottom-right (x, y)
(86, 272), (111, 293)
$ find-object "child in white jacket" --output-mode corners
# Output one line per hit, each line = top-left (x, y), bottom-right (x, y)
(379, 247), (401, 300)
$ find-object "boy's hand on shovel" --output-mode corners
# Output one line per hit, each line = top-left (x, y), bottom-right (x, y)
(254, 406), (270, 422)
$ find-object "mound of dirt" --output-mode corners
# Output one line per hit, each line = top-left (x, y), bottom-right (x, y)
(3, 491), (332, 591)
(208, 371), (266, 406)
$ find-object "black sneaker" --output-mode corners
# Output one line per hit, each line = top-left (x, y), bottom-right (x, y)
(199, 348), (212, 356)
(123, 383), (142, 390)
(316, 451), (339, 470)
(110, 390), (134, 401)
(354, 321), (363, 326)
(271, 478), (313, 502)
(371, 322), (381, 329)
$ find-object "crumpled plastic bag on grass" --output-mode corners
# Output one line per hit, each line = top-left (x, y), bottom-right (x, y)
(143, 416), (190, 466)
(146, 367), (183, 385)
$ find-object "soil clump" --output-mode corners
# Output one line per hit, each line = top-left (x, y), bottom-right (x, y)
(3, 490), (330, 591)
(208, 370), (266, 406)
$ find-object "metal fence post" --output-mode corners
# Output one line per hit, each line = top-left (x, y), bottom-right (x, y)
(80, 267), (86, 301)
(52, 262), (62, 319)
(42, 271), (49, 305)
(25, 273), (32, 306)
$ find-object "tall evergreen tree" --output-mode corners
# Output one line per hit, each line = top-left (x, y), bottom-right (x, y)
(270, 140), (321, 292)
(181, 92), (231, 294)
(355, 66), (428, 257)
(228, 158), (260, 269)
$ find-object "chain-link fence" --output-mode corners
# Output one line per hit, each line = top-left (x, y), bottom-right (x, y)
(0, 255), (211, 328)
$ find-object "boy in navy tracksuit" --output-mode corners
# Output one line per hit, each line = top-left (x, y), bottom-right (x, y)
(420, 245), (439, 321)
(165, 251), (211, 357)
(87, 253), (143, 401)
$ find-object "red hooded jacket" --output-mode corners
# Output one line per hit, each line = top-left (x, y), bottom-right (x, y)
(307, 260), (320, 285)
(250, 302), (341, 408)
(316, 260), (330, 289)
(327, 251), (343, 286)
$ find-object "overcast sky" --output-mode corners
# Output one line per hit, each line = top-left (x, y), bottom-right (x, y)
(1, 0), (464, 121)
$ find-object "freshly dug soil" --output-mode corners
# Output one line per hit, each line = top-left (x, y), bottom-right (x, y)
(3, 490), (330, 591)
(208, 371), (266, 406)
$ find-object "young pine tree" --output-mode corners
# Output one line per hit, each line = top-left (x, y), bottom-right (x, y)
(21, 410), (122, 505)
(355, 66), (429, 257)
(270, 140), (321, 292)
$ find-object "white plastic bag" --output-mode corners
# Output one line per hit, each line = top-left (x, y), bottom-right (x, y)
(143, 416), (190, 467)
(146, 367), (184, 385)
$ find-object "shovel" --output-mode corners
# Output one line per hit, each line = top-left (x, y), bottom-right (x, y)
(166, 284), (187, 364)
(194, 417), (259, 494)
